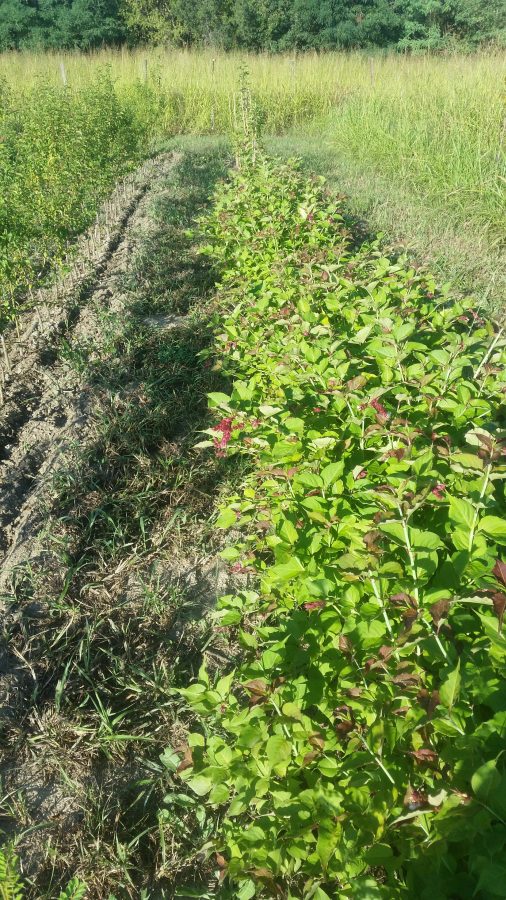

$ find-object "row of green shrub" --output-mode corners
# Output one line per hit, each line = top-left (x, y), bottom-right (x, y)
(174, 144), (506, 897)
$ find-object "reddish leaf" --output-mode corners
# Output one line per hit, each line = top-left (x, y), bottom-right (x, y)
(244, 679), (268, 697)
(392, 672), (421, 687)
(390, 592), (418, 608)
(492, 592), (506, 631)
(385, 447), (406, 461)
(410, 748), (438, 765)
(346, 687), (362, 698)
(493, 559), (506, 588)
(418, 689), (441, 716)
(339, 634), (352, 653)
(364, 529), (382, 552)
(335, 720), (355, 735)
(176, 746), (193, 773)
(430, 599), (451, 629)
(309, 734), (325, 751)
(252, 868), (275, 879)
(404, 786), (428, 810)
(392, 706), (410, 716)
(304, 600), (326, 612)
(401, 610), (419, 631)
(346, 375), (367, 391)
(302, 750), (319, 766)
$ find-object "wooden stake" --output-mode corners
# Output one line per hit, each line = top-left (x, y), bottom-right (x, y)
(211, 57), (216, 131)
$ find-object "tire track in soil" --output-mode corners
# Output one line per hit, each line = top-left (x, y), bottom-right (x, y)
(0, 151), (179, 725)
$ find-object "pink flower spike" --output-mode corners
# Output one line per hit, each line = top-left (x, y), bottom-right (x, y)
(432, 483), (446, 499)
(356, 469), (367, 480)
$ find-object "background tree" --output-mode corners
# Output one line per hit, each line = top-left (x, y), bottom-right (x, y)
(0, 0), (504, 51)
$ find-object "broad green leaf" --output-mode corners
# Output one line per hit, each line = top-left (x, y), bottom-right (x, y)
(279, 517), (298, 544)
(439, 661), (461, 710)
(316, 824), (340, 870)
(267, 557), (304, 583)
(321, 461), (344, 489)
(474, 864), (506, 897)
(448, 496), (476, 531)
(378, 522), (405, 544)
(479, 516), (506, 543)
(237, 879), (256, 899)
(216, 507), (237, 529)
(186, 775), (212, 797)
(471, 760), (501, 804)
(266, 735), (291, 774)
(207, 392), (232, 409)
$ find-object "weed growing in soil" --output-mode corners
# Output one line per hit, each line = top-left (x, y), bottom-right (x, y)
(175, 142), (506, 898)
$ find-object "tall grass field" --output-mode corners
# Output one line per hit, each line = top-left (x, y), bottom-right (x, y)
(0, 49), (504, 319)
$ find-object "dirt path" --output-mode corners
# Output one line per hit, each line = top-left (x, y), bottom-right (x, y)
(0, 153), (178, 586)
(0, 151), (178, 731)
(0, 142), (238, 897)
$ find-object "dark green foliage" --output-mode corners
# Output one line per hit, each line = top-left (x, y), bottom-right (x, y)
(0, 0), (125, 50)
(0, 0), (504, 50)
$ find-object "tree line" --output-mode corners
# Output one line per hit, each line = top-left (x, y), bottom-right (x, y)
(1, 0), (505, 52)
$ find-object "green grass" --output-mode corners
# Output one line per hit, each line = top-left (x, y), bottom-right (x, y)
(271, 133), (506, 312)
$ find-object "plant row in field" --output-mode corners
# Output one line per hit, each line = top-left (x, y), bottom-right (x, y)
(172, 145), (506, 898)
(0, 73), (149, 330)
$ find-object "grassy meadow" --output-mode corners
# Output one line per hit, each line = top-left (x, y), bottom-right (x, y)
(0, 48), (504, 317)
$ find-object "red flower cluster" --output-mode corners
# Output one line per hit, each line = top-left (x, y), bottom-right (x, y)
(432, 483), (446, 499)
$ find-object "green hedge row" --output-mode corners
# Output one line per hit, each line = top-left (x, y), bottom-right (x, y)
(176, 146), (506, 899)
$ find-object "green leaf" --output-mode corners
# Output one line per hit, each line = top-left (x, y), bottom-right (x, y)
(378, 522), (405, 544)
(186, 775), (213, 797)
(449, 497), (475, 531)
(479, 516), (506, 543)
(237, 880), (256, 900)
(474, 863), (506, 896)
(58, 880), (88, 900)
(439, 660), (461, 710)
(282, 702), (303, 720)
(216, 507), (237, 529)
(266, 735), (291, 774)
(279, 517), (298, 544)
(471, 760), (501, 804)
(207, 392), (232, 409)
(266, 557), (304, 583)
(316, 824), (339, 870)
(321, 461), (344, 489)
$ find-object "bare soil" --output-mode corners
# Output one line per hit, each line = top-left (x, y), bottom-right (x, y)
(0, 142), (238, 897)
